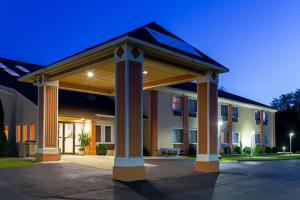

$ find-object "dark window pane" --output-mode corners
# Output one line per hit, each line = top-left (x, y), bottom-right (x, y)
(189, 99), (197, 114)
(96, 126), (101, 142)
(105, 126), (112, 143)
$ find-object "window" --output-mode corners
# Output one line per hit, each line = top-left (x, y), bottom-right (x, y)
(15, 65), (30, 73)
(105, 126), (112, 143)
(263, 112), (268, 125)
(255, 133), (261, 145)
(232, 106), (239, 122)
(171, 96), (183, 115)
(255, 111), (261, 124)
(145, 27), (202, 57)
(30, 123), (35, 141)
(4, 125), (8, 139)
(3, 68), (20, 77)
(221, 104), (228, 121)
(233, 132), (239, 144)
(23, 123), (28, 142)
(171, 129), (183, 143)
(264, 134), (269, 145)
(189, 99), (197, 117)
(96, 125), (101, 143)
(189, 130), (197, 144)
(16, 124), (21, 142)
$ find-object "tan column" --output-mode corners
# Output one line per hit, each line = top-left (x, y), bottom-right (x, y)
(150, 90), (158, 156)
(183, 96), (189, 155)
(88, 121), (96, 155)
(113, 44), (145, 182)
(36, 77), (60, 161)
(260, 111), (264, 146)
(195, 73), (219, 173)
(227, 104), (233, 145)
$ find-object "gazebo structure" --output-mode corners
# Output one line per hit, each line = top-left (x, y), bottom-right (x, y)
(19, 22), (228, 181)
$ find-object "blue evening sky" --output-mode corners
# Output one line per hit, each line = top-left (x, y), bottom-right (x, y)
(0, 0), (299, 105)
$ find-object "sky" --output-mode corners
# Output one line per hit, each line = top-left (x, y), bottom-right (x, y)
(0, 0), (299, 105)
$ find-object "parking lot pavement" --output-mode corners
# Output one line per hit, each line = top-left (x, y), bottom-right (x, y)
(1, 159), (300, 199)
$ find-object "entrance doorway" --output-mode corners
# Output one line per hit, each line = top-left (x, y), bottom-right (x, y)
(58, 122), (84, 154)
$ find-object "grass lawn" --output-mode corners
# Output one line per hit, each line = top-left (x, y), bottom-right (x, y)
(0, 159), (39, 168)
(186, 154), (300, 163)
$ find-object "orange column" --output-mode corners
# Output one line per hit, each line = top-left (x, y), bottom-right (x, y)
(227, 104), (233, 145)
(88, 121), (96, 155)
(150, 90), (158, 156)
(260, 110), (264, 147)
(195, 73), (219, 173)
(36, 78), (60, 161)
(113, 44), (145, 182)
(182, 96), (189, 155)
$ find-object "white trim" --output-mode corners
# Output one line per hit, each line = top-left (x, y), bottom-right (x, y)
(114, 157), (144, 167)
(196, 154), (219, 161)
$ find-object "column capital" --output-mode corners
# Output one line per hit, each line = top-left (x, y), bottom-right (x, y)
(36, 75), (59, 87)
(196, 71), (219, 84)
(114, 43), (144, 63)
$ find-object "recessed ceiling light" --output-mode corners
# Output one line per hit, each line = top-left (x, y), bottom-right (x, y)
(81, 118), (85, 121)
(87, 72), (94, 77)
(143, 70), (148, 75)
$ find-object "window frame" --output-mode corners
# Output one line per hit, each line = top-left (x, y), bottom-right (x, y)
(188, 99), (197, 117)
(171, 128), (183, 144)
(188, 129), (198, 144)
(255, 111), (261, 125)
(95, 125), (102, 143)
(104, 125), (113, 143)
(255, 132), (261, 145)
(232, 106), (239, 122)
(221, 104), (228, 121)
(171, 95), (183, 115)
(232, 132), (240, 145)
(263, 112), (269, 125)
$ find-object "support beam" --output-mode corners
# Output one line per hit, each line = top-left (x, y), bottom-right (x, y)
(143, 74), (195, 89)
(59, 82), (113, 96)
(150, 90), (158, 156)
(183, 96), (189, 155)
(36, 77), (60, 161)
(113, 44), (145, 182)
(195, 72), (219, 173)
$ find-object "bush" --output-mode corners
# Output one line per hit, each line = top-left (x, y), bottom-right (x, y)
(0, 100), (8, 157)
(223, 146), (231, 155)
(233, 146), (241, 154)
(96, 144), (107, 155)
(264, 146), (272, 153)
(272, 146), (279, 153)
(188, 147), (196, 157)
(255, 146), (263, 154)
(243, 147), (252, 154)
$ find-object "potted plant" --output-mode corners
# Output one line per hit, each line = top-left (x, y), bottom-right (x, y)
(78, 129), (90, 155)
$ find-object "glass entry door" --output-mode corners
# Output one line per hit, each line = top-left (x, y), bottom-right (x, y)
(64, 123), (74, 153)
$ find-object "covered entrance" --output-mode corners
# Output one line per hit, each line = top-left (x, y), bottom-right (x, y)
(19, 22), (228, 182)
(58, 122), (83, 154)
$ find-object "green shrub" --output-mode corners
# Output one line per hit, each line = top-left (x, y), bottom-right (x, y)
(96, 144), (107, 155)
(233, 146), (241, 154)
(272, 146), (279, 153)
(255, 146), (263, 154)
(223, 147), (231, 155)
(0, 100), (8, 157)
(243, 147), (252, 154)
(188, 147), (196, 157)
(264, 146), (272, 153)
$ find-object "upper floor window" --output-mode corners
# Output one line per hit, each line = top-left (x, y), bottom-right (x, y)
(232, 106), (239, 122)
(221, 104), (228, 121)
(189, 129), (197, 144)
(189, 99), (197, 117)
(233, 132), (240, 145)
(255, 111), (261, 125)
(171, 129), (183, 143)
(263, 112), (268, 125)
(172, 96), (183, 115)
(255, 132), (261, 145)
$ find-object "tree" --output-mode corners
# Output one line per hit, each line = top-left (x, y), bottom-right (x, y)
(0, 99), (8, 156)
(272, 89), (300, 152)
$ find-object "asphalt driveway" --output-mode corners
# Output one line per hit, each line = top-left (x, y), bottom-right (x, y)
(1, 159), (300, 200)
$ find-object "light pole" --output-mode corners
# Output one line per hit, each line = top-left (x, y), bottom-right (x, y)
(217, 121), (223, 155)
(289, 133), (294, 154)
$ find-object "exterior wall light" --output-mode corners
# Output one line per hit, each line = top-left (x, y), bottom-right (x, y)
(143, 70), (148, 75)
(87, 72), (94, 77)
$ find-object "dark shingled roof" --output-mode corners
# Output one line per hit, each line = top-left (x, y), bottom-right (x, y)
(169, 82), (275, 110)
(49, 22), (227, 71)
